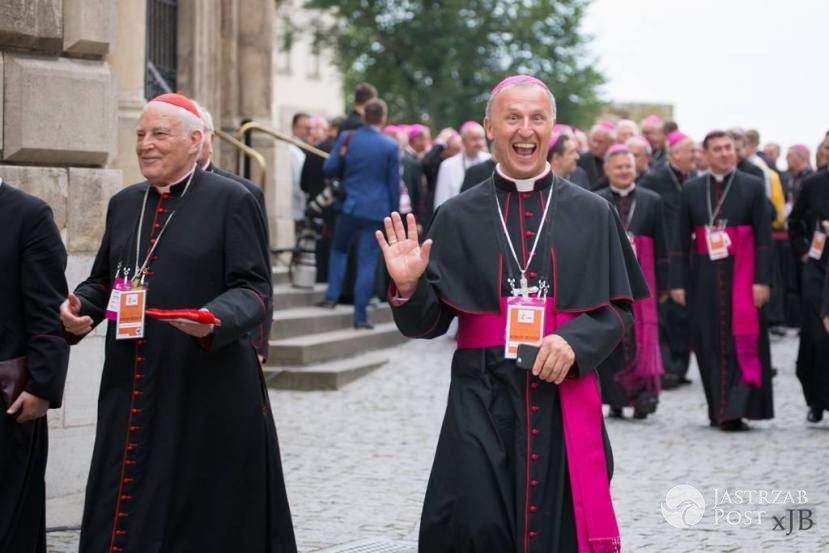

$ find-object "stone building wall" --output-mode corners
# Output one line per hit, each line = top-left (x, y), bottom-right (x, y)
(0, 0), (279, 527)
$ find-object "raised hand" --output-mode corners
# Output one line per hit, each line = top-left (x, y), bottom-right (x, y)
(60, 292), (93, 336)
(375, 212), (433, 297)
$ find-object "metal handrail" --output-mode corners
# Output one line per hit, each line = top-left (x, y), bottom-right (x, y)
(235, 121), (330, 159)
(214, 129), (267, 189)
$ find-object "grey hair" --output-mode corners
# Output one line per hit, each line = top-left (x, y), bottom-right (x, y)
(192, 101), (214, 134)
(485, 82), (557, 119)
(141, 101), (205, 137)
(626, 136), (652, 156)
(617, 119), (639, 133)
(589, 123), (617, 141)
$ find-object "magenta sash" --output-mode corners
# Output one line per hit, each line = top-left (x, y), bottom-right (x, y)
(458, 299), (622, 553)
(693, 226), (762, 387)
(619, 236), (664, 389)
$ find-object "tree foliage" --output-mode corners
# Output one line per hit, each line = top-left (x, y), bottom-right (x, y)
(304, 0), (605, 129)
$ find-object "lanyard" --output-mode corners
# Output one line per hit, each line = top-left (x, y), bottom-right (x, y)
(706, 172), (735, 227)
(494, 178), (555, 296)
(133, 167), (196, 280)
(621, 198), (637, 231)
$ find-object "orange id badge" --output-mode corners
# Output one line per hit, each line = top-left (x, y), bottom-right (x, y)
(116, 288), (147, 340)
(808, 231), (826, 260)
(706, 227), (730, 261)
(505, 296), (546, 359)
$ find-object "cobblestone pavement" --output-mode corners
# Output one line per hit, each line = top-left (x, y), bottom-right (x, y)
(48, 331), (829, 552)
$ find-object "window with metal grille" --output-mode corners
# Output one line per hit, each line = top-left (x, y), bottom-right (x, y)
(145, 0), (178, 99)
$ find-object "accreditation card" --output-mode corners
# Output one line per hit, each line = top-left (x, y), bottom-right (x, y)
(505, 296), (546, 359)
(116, 288), (147, 340)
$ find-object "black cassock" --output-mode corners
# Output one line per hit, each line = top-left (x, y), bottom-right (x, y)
(639, 163), (696, 382)
(788, 167), (829, 411)
(595, 186), (668, 410)
(0, 182), (69, 553)
(392, 172), (647, 552)
(670, 171), (774, 426)
(70, 168), (296, 553)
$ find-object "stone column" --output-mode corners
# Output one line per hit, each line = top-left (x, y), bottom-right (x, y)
(177, 0), (222, 117)
(107, 0), (147, 185)
(238, 0), (281, 247)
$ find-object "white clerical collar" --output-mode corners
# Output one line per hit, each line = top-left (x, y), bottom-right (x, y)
(201, 158), (212, 171)
(609, 183), (636, 197)
(496, 163), (552, 192)
(711, 171), (731, 183)
(154, 163), (197, 193)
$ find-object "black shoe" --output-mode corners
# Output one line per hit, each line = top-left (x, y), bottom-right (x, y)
(807, 407), (823, 423)
(608, 407), (624, 419)
(769, 326), (787, 337)
(316, 299), (337, 309)
(678, 376), (692, 386)
(632, 409), (648, 420)
(771, 367), (778, 378)
(720, 419), (750, 432)
(353, 321), (374, 330)
(661, 374), (681, 390)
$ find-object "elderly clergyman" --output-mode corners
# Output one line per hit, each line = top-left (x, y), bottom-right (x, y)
(378, 75), (646, 552)
(59, 93), (296, 552)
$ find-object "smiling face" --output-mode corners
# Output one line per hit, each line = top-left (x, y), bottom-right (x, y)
(136, 104), (202, 186)
(605, 152), (636, 189)
(705, 135), (738, 175)
(484, 84), (554, 180)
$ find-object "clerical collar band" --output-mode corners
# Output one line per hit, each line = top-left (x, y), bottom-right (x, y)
(154, 165), (197, 195)
(610, 183), (636, 197)
(494, 163), (553, 192)
(710, 171), (734, 183)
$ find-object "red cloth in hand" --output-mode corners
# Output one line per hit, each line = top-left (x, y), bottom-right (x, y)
(146, 308), (222, 326)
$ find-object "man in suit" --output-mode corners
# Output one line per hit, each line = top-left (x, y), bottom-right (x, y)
(319, 98), (400, 329)
(0, 178), (69, 553)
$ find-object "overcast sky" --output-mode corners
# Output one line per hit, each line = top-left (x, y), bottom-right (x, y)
(582, 0), (828, 158)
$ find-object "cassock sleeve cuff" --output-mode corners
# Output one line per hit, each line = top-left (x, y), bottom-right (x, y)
(388, 283), (415, 306)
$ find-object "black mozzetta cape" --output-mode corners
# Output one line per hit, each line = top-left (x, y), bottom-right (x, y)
(392, 171), (647, 552)
(405, 171), (647, 323)
(70, 167), (295, 553)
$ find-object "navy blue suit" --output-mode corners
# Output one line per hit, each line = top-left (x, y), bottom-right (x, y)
(323, 126), (400, 323)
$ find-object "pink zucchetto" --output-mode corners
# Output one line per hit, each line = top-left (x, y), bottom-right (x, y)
(490, 75), (550, 96)
(597, 119), (616, 130)
(791, 144), (811, 160)
(407, 124), (427, 139)
(667, 130), (690, 148)
(460, 120), (483, 134)
(606, 143), (632, 158)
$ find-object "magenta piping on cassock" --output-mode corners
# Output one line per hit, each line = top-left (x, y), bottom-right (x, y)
(693, 225), (762, 387)
(457, 298), (622, 552)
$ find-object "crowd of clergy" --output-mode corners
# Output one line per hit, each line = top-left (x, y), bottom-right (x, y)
(295, 83), (829, 431)
(3, 74), (829, 552)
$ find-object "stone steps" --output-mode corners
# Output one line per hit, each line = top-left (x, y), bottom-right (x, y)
(268, 322), (407, 366)
(263, 352), (390, 391)
(272, 303), (393, 340)
(273, 283), (327, 310)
